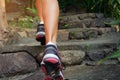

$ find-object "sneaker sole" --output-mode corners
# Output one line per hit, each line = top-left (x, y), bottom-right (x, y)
(41, 58), (64, 80)
(36, 35), (46, 45)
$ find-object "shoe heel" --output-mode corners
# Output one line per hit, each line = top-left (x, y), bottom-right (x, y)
(55, 76), (64, 80)
(40, 36), (45, 45)
(44, 58), (59, 64)
(36, 35), (46, 45)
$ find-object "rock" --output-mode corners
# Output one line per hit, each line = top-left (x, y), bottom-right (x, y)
(26, 29), (36, 38)
(77, 14), (90, 20)
(7, 28), (69, 43)
(103, 48), (114, 56)
(81, 60), (98, 66)
(88, 13), (96, 19)
(0, 52), (38, 77)
(60, 15), (80, 22)
(75, 13), (96, 20)
(57, 30), (69, 41)
(87, 48), (115, 61)
(0, 41), (4, 48)
(1, 32), (120, 57)
(84, 29), (98, 39)
(103, 60), (118, 65)
(69, 29), (99, 40)
(60, 50), (85, 65)
(21, 69), (44, 80)
(17, 31), (28, 38)
(118, 57), (120, 62)
(0, 69), (44, 80)
(97, 28), (113, 34)
(69, 31), (85, 40)
(8, 32), (21, 44)
(64, 65), (120, 80)
(95, 13), (104, 18)
(82, 60), (118, 66)
(59, 13), (98, 28)
(87, 50), (105, 61)
(59, 14), (114, 28)
(3, 28), (25, 45)
(81, 18), (112, 28)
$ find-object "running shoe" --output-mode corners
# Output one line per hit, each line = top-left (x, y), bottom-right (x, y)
(36, 24), (46, 45)
(41, 45), (64, 80)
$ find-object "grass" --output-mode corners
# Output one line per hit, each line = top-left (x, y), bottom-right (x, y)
(98, 50), (120, 65)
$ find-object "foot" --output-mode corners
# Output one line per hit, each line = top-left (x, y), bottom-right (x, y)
(36, 24), (46, 45)
(41, 45), (64, 80)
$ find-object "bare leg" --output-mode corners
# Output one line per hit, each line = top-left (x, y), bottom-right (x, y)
(41, 0), (59, 44)
(35, 0), (45, 45)
(36, 0), (43, 22)
(38, 1), (64, 79)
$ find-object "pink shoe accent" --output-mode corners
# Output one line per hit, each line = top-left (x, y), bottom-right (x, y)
(41, 65), (47, 74)
(36, 35), (45, 41)
(45, 58), (58, 64)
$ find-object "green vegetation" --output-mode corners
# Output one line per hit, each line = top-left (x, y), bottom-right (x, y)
(59, 0), (120, 19)
(58, 0), (80, 12)
(9, 8), (39, 29)
(17, 16), (34, 28)
(105, 20), (120, 25)
(85, 0), (120, 19)
(26, 7), (37, 15)
(8, 0), (120, 28)
(98, 50), (120, 64)
(85, 44), (90, 51)
(9, 16), (34, 28)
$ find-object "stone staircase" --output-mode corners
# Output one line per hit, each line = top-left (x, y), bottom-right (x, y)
(0, 13), (120, 80)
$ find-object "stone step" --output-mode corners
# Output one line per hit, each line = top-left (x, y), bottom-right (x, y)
(0, 36), (120, 57)
(64, 65), (120, 80)
(1, 65), (120, 80)
(59, 17), (113, 28)
(0, 69), (43, 80)
(7, 27), (114, 44)
(68, 28), (116, 40)
(0, 46), (118, 80)
(1, 32), (120, 57)
(1, 37), (119, 65)
(1, 45), (119, 67)
(58, 13), (114, 29)
(60, 13), (105, 20)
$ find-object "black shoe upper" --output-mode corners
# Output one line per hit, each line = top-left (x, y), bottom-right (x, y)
(37, 24), (45, 32)
(44, 45), (59, 57)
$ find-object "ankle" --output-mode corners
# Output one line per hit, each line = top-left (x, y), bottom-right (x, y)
(40, 21), (44, 24)
(46, 42), (57, 50)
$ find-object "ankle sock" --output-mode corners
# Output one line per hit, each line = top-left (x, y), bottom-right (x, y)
(40, 21), (44, 24)
(46, 42), (57, 49)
